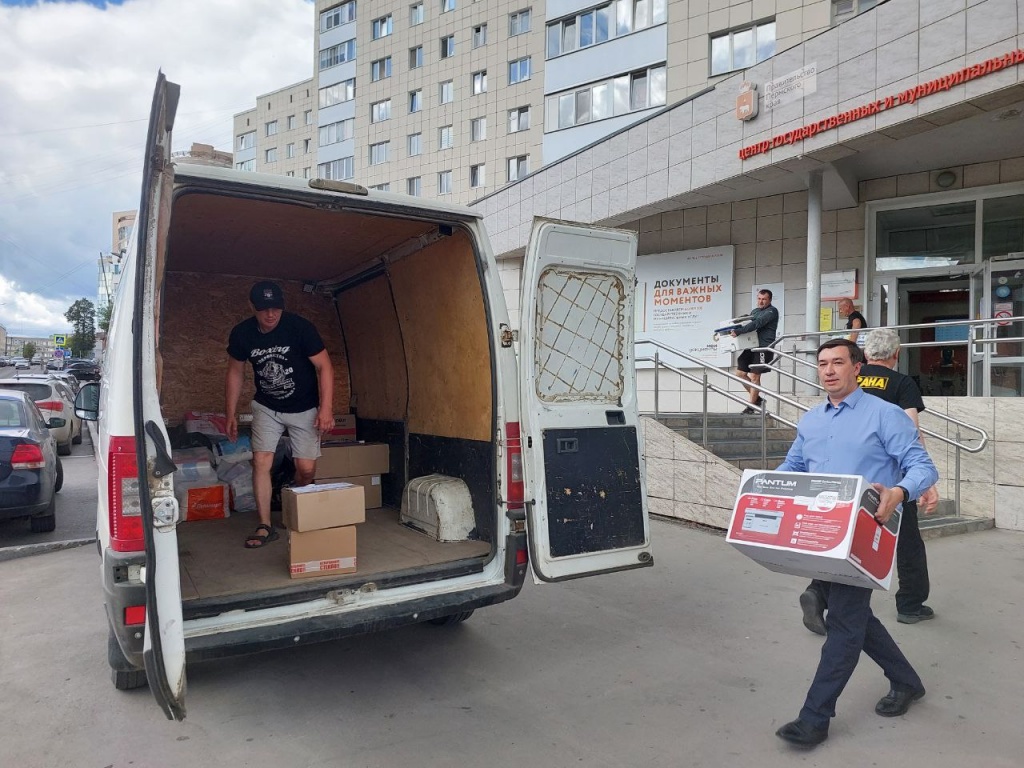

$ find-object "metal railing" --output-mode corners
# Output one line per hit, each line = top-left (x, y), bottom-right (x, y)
(636, 328), (990, 517)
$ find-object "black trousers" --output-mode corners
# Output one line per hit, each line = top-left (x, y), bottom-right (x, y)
(807, 501), (930, 614)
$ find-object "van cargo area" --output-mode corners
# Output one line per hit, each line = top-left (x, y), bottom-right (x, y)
(157, 183), (501, 610)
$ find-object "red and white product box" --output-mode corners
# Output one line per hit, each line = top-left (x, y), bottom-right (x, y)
(726, 469), (902, 590)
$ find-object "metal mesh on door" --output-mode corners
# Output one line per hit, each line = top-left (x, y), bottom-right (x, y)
(534, 268), (625, 402)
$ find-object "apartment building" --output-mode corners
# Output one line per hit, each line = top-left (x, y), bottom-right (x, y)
(97, 210), (137, 313)
(233, 79), (318, 178)
(234, 1), (874, 203)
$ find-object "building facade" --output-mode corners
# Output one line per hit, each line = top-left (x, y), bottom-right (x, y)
(98, 210), (137, 313)
(233, 79), (318, 179)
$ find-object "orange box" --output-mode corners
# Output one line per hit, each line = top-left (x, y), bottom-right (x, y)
(289, 526), (357, 579)
(178, 483), (230, 521)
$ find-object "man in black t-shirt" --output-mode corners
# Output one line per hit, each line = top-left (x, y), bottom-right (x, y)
(799, 328), (939, 633)
(226, 281), (334, 548)
(838, 298), (867, 344)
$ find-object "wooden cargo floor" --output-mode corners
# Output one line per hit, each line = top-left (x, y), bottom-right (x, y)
(176, 507), (491, 601)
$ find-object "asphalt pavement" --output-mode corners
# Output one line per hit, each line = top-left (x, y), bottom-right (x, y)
(0, 514), (1020, 767)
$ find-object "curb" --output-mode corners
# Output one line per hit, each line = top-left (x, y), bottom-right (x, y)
(0, 537), (96, 563)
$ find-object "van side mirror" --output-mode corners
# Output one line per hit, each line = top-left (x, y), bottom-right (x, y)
(75, 382), (100, 421)
(47, 417), (67, 429)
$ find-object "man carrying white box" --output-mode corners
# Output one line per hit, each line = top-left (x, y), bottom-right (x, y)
(773, 338), (938, 749)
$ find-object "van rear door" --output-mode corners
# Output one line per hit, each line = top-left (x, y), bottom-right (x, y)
(136, 74), (187, 720)
(519, 219), (652, 582)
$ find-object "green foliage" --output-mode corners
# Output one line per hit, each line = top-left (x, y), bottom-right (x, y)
(64, 298), (96, 357)
(22, 341), (37, 359)
(98, 302), (114, 333)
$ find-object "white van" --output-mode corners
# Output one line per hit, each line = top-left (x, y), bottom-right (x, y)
(75, 76), (651, 720)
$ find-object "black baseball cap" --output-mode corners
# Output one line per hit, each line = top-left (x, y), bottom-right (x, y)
(250, 281), (285, 310)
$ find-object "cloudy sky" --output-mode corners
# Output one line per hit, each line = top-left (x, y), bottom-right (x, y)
(0, 0), (313, 337)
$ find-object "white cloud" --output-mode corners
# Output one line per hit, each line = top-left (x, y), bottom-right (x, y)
(0, 0), (313, 336)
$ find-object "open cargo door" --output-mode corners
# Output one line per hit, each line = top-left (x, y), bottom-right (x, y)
(136, 73), (187, 720)
(519, 219), (652, 582)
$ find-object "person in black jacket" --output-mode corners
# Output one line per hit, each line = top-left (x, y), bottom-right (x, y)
(838, 298), (867, 344)
(731, 289), (779, 414)
(799, 327), (940, 635)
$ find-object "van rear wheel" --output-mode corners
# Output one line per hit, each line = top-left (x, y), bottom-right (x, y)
(108, 630), (147, 691)
(427, 610), (474, 626)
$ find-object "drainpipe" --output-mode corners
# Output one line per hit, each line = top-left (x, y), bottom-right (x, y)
(804, 170), (823, 395)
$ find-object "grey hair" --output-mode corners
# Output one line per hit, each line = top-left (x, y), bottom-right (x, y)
(864, 327), (901, 361)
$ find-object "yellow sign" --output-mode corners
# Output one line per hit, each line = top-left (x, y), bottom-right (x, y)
(52, 334), (66, 347)
(819, 308), (833, 332)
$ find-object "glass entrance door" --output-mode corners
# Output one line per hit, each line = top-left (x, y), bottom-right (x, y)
(969, 265), (987, 396)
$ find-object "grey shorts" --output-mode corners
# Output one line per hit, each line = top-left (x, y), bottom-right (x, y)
(250, 401), (321, 460)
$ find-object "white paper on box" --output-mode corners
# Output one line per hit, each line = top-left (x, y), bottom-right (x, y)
(290, 481), (357, 494)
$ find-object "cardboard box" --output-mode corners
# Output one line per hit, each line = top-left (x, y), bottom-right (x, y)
(324, 413), (357, 442)
(282, 482), (365, 531)
(317, 474), (382, 509)
(289, 526), (357, 579)
(726, 470), (902, 590)
(175, 482), (230, 521)
(315, 442), (389, 479)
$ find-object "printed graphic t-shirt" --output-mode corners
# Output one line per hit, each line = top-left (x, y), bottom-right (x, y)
(227, 312), (326, 413)
(857, 362), (925, 413)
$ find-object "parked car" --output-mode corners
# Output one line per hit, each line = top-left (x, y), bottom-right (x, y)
(49, 372), (81, 392)
(65, 360), (100, 382)
(13, 358), (30, 370)
(0, 390), (64, 532)
(46, 358), (64, 371)
(0, 377), (82, 455)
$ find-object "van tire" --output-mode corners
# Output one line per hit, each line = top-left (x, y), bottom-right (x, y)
(427, 610), (475, 626)
(30, 496), (56, 533)
(108, 630), (148, 691)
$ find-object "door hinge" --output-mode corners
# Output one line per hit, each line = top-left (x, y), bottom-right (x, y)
(499, 323), (518, 348)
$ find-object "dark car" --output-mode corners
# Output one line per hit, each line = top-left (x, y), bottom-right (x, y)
(0, 390), (64, 532)
(65, 360), (100, 382)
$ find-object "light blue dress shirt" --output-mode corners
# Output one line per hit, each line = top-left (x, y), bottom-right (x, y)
(778, 387), (938, 500)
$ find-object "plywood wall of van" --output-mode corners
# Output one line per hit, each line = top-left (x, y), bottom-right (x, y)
(388, 229), (491, 442)
(337, 275), (409, 421)
(158, 273), (351, 424)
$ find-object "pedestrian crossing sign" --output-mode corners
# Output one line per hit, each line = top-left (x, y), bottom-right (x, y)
(53, 335), (66, 347)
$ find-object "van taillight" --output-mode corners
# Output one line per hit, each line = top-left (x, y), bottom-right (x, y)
(505, 422), (524, 510)
(109, 436), (145, 552)
(11, 443), (45, 469)
(124, 605), (146, 626)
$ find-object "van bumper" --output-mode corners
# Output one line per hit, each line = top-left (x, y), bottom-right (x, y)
(183, 581), (523, 662)
(102, 548), (148, 669)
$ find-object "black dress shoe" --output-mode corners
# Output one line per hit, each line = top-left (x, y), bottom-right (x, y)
(742, 405), (757, 414)
(897, 605), (935, 624)
(875, 684), (926, 717)
(799, 589), (827, 636)
(776, 719), (829, 747)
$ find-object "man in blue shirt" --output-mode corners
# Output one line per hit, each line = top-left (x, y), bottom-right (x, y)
(774, 339), (938, 748)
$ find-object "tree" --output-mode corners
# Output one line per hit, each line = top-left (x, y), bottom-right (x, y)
(98, 302), (114, 333)
(22, 341), (36, 360)
(65, 298), (96, 358)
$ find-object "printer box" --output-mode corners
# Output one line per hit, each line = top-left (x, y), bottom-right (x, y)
(282, 482), (366, 532)
(726, 469), (901, 590)
(289, 526), (357, 579)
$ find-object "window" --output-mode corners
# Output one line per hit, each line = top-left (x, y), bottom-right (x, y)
(710, 19), (776, 76)
(265, 147), (278, 163)
(372, 14), (393, 39)
(507, 155), (529, 182)
(371, 99), (392, 123)
(472, 23), (487, 48)
(286, 170), (296, 177)
(440, 80), (454, 104)
(371, 56), (392, 81)
(439, 125), (454, 150)
(371, 183), (391, 191)
(544, 64), (666, 130)
(237, 131), (255, 150)
(302, 167), (311, 178)
(236, 159), (255, 171)
(438, 170), (453, 195)
(318, 79), (356, 108)
(470, 164), (485, 188)
(305, 110), (313, 125)
(831, 0), (878, 25)
(441, 0), (456, 12)
(265, 120), (278, 137)
(319, 119), (354, 147)
(320, 1), (356, 32)
(304, 138), (311, 153)
(318, 157), (354, 180)
(509, 8), (531, 36)
(410, 3), (424, 25)
(470, 117), (486, 141)
(546, 1), (664, 57)
(320, 39), (356, 70)
(471, 70), (487, 95)
(407, 176), (422, 196)
(508, 106), (530, 133)
(286, 115), (296, 130)
(409, 45), (424, 69)
(408, 132), (422, 156)
(286, 143), (295, 158)
(409, 89), (423, 112)
(369, 141), (390, 165)
(440, 35), (455, 58)
(509, 57), (531, 84)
